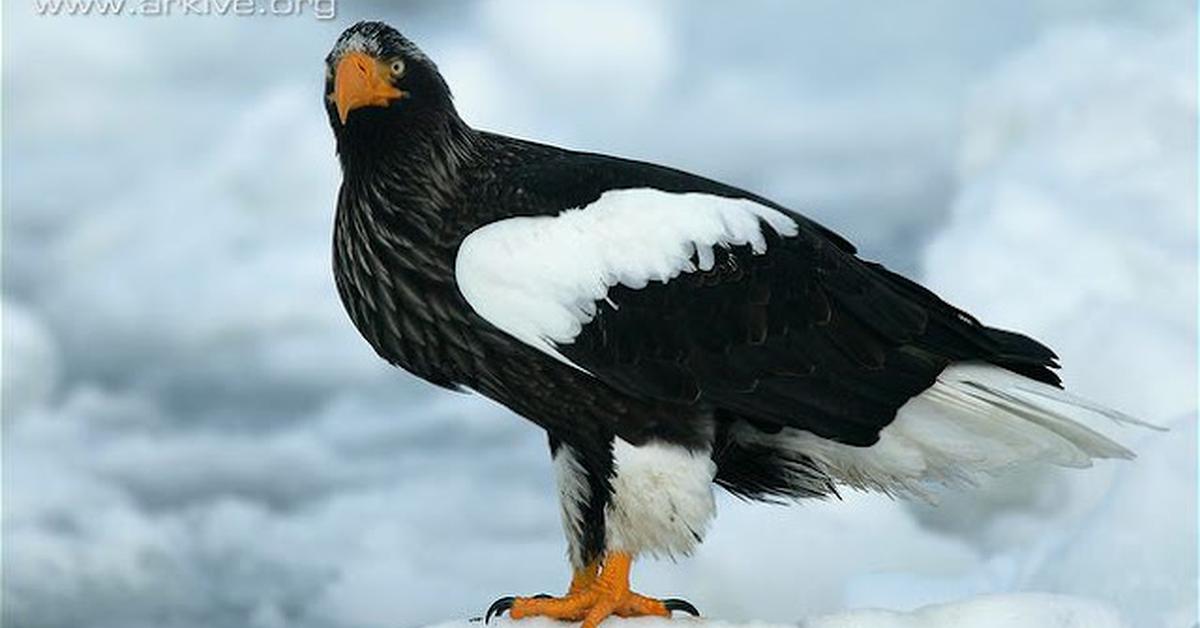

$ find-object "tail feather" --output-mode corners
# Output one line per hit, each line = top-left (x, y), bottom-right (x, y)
(1015, 379), (1164, 431)
(949, 365), (1135, 462)
(983, 327), (1059, 363)
(728, 361), (1152, 499)
(981, 326), (1063, 386)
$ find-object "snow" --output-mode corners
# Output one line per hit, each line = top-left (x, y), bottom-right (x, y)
(799, 593), (1126, 628)
(907, 17), (1197, 626)
(924, 21), (1198, 423)
(425, 593), (1125, 628)
(3, 3), (1195, 628)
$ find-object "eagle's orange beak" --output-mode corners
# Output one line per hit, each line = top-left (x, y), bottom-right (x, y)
(333, 51), (405, 124)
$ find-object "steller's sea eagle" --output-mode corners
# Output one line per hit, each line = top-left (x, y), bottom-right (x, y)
(323, 21), (1142, 628)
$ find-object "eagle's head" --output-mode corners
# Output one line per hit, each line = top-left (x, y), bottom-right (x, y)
(323, 22), (456, 144)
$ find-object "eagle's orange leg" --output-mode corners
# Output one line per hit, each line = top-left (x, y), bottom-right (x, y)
(499, 562), (599, 622)
(489, 552), (698, 627)
(567, 561), (600, 595)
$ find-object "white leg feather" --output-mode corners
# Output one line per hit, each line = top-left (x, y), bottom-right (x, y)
(604, 438), (717, 558)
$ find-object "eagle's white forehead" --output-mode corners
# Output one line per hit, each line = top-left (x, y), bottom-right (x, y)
(333, 32), (382, 57)
(328, 24), (429, 65)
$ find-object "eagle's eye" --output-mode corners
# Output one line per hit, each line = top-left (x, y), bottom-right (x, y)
(389, 59), (406, 77)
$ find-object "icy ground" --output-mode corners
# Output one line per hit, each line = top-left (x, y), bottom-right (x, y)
(427, 593), (1126, 628)
(3, 2), (1196, 628)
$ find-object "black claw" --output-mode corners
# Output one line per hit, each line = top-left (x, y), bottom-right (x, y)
(485, 596), (515, 623)
(531, 593), (553, 599)
(663, 598), (701, 617)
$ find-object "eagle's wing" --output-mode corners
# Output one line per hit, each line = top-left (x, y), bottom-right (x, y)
(455, 141), (1060, 446)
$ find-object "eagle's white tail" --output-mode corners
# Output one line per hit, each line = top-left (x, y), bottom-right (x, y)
(738, 362), (1154, 497)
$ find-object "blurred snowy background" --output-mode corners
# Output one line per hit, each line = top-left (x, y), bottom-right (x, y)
(2, 1), (1196, 627)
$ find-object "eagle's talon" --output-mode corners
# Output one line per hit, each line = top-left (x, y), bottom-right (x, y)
(491, 553), (689, 626)
(484, 596), (515, 623)
(663, 598), (700, 617)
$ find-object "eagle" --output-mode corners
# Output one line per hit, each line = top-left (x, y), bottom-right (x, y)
(323, 22), (1140, 627)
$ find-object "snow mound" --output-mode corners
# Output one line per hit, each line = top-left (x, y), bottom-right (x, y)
(924, 20), (1197, 422)
(427, 593), (1125, 628)
(799, 593), (1125, 628)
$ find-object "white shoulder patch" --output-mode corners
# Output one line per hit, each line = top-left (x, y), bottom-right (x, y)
(454, 188), (798, 363)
